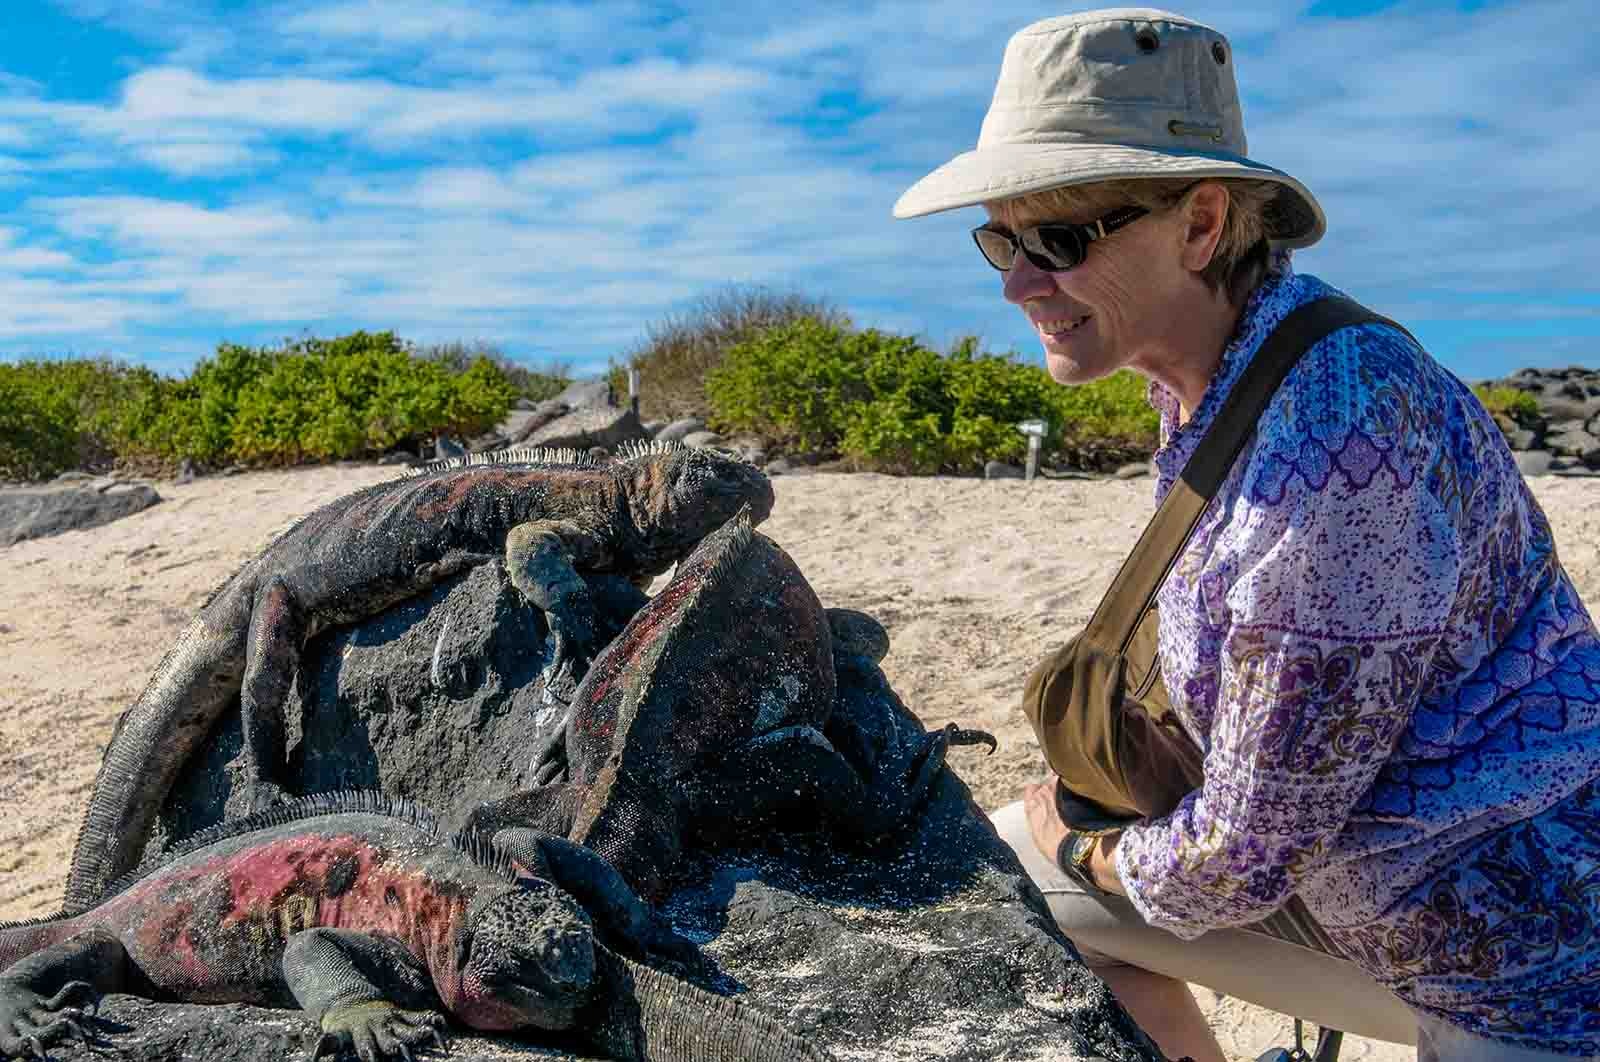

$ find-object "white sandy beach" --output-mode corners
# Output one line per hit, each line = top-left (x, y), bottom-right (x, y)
(4, 465), (1598, 1060)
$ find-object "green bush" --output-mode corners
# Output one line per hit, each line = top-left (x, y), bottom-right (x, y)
(1472, 384), (1541, 427)
(705, 317), (1158, 474)
(0, 333), (517, 480)
(0, 366), (78, 480)
(612, 286), (847, 420)
(423, 341), (570, 404)
(1047, 368), (1159, 466)
(705, 318), (876, 451)
(229, 332), (515, 464)
(0, 358), (180, 479)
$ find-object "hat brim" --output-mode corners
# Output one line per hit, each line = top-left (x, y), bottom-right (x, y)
(893, 141), (1325, 250)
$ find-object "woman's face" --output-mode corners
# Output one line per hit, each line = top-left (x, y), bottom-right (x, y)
(988, 193), (1186, 386)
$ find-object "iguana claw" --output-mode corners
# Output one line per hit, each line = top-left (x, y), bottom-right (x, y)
(943, 724), (998, 754)
(529, 726), (570, 787)
(0, 979), (101, 1059)
(224, 774), (291, 821)
(313, 1001), (447, 1062)
(539, 602), (597, 705)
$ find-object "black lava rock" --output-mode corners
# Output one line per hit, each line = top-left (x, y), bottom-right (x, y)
(130, 554), (1161, 1062)
(0, 482), (161, 547)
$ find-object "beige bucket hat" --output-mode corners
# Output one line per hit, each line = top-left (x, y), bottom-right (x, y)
(893, 8), (1326, 249)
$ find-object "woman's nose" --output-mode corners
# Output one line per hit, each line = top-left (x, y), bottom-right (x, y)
(1002, 253), (1056, 305)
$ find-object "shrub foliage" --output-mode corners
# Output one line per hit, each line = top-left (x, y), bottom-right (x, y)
(1471, 384), (1541, 427)
(0, 332), (520, 481)
(609, 286), (848, 421)
(2, 304), (1164, 481)
(705, 317), (1157, 474)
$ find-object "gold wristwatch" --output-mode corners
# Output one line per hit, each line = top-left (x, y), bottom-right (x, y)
(1059, 830), (1101, 892)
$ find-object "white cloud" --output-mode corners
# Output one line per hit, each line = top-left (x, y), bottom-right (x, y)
(2, 0), (1595, 376)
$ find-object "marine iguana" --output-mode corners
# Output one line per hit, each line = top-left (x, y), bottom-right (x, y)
(2, 792), (830, 1062)
(471, 509), (995, 901)
(63, 442), (775, 916)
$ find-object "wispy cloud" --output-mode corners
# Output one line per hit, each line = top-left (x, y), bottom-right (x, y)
(0, 0), (1594, 378)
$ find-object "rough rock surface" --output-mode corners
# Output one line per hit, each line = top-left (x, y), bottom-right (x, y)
(506, 397), (575, 443)
(0, 481), (161, 547)
(152, 562), (649, 847)
(1479, 365), (1600, 476)
(680, 429), (726, 450)
(655, 417), (706, 444)
(525, 406), (651, 452)
(129, 555), (1161, 1062)
(555, 378), (617, 410)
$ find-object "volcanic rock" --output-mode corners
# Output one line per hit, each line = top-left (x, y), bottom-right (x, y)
(525, 406), (651, 452)
(131, 549), (1162, 1062)
(0, 481), (161, 547)
(655, 417), (706, 444)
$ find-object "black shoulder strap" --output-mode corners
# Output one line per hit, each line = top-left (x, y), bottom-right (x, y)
(1083, 296), (1412, 650)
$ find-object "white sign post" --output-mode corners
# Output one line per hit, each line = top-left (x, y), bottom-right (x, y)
(1016, 418), (1048, 483)
(627, 366), (641, 417)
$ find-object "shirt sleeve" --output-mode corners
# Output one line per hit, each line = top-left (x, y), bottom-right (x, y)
(1114, 333), (1466, 938)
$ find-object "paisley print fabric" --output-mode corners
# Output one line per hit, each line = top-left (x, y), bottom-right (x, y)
(1114, 264), (1600, 1051)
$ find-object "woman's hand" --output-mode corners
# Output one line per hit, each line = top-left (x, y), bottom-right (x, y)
(1023, 780), (1125, 895)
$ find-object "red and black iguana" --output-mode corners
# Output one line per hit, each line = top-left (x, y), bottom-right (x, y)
(63, 442), (774, 916)
(1, 791), (829, 1062)
(470, 508), (996, 902)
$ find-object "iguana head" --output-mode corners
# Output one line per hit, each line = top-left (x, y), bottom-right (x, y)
(616, 441), (775, 568)
(451, 879), (597, 1032)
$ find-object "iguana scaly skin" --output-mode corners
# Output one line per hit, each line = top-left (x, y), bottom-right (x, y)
(2, 792), (830, 1062)
(471, 509), (995, 901)
(63, 442), (775, 915)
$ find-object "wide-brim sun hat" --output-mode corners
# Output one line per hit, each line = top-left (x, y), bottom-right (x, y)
(893, 8), (1326, 250)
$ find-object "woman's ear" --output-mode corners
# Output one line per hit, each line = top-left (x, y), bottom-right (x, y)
(1177, 181), (1229, 274)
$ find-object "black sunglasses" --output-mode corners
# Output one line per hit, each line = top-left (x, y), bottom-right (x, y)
(971, 206), (1149, 273)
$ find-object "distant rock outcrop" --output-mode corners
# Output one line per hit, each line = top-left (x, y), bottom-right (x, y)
(1479, 366), (1600, 476)
(525, 405), (651, 452)
(0, 479), (161, 547)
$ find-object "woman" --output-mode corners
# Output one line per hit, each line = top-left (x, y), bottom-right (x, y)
(894, 10), (1600, 1062)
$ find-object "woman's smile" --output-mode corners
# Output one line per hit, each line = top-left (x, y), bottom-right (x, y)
(1036, 313), (1092, 340)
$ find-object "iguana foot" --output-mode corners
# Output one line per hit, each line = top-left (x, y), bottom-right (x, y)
(539, 630), (593, 705)
(528, 723), (570, 787)
(223, 776), (290, 821)
(311, 1001), (446, 1062)
(0, 980), (99, 1059)
(906, 721), (995, 777)
(943, 723), (998, 755)
(872, 722), (998, 828)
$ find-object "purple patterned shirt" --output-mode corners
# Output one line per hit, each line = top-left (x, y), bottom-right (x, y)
(1114, 265), (1600, 1050)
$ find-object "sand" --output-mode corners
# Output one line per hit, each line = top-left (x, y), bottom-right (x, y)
(4, 465), (1598, 1060)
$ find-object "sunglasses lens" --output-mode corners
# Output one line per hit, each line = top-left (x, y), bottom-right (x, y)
(1025, 226), (1087, 271)
(973, 228), (1017, 271)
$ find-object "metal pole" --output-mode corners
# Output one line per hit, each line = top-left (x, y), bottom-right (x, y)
(1016, 418), (1048, 483)
(628, 366), (640, 417)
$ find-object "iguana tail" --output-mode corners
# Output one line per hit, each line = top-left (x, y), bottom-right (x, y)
(589, 947), (835, 1062)
(61, 613), (247, 914)
(0, 914), (79, 974)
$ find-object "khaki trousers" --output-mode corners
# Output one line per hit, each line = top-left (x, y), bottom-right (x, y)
(989, 801), (1596, 1059)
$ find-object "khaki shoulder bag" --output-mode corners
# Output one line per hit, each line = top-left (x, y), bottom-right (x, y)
(1021, 296), (1408, 953)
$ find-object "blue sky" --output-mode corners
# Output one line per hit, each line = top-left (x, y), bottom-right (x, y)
(1, 0), (1596, 383)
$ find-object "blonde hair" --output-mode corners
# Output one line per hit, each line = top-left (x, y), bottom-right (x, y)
(992, 177), (1278, 304)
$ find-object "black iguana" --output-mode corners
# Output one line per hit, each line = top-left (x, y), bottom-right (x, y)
(470, 508), (995, 901)
(2, 791), (830, 1062)
(63, 442), (774, 915)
